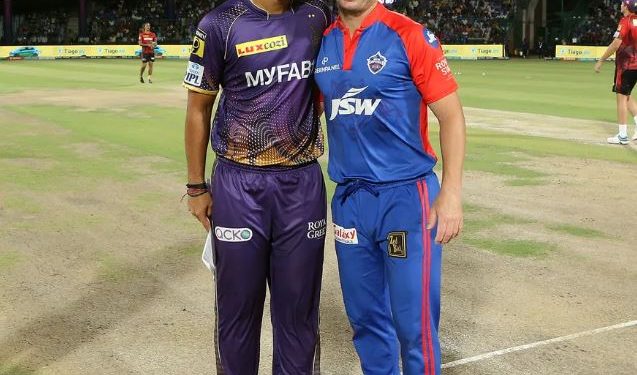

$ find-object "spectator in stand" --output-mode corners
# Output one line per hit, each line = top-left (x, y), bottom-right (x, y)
(9, 0), (519, 46)
(414, 0), (511, 44)
(571, 0), (622, 45)
(14, 10), (69, 45)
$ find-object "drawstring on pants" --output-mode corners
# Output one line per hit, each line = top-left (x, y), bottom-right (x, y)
(339, 180), (380, 205)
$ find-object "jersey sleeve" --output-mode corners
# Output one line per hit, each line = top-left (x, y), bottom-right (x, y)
(616, 18), (629, 40)
(138, 33), (143, 45)
(183, 17), (224, 95)
(402, 27), (458, 104)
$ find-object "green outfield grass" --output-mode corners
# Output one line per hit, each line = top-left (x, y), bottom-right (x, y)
(0, 59), (631, 257)
(451, 59), (617, 122)
(0, 59), (618, 120)
(0, 58), (624, 130)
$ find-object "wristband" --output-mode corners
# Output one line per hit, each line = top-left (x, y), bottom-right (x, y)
(186, 182), (207, 189)
(187, 187), (208, 197)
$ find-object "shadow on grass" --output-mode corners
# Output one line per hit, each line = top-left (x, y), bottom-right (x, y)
(0, 242), (198, 374)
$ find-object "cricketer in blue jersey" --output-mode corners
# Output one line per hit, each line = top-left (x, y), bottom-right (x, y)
(315, 0), (467, 374)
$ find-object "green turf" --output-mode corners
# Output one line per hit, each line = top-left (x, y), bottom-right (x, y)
(0, 250), (22, 270)
(465, 128), (637, 163)
(97, 253), (133, 282)
(0, 59), (628, 260)
(450, 59), (617, 122)
(463, 204), (536, 233)
(0, 365), (35, 375)
(2, 195), (43, 214)
(461, 203), (607, 256)
(463, 237), (556, 257)
(180, 244), (202, 257)
(460, 204), (555, 257)
(7, 105), (186, 162)
(0, 59), (188, 93)
(547, 224), (607, 239)
(0, 59), (619, 121)
(428, 126), (637, 186)
(0, 104), (195, 191)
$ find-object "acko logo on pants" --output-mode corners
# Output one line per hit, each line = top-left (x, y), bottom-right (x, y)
(215, 227), (253, 242)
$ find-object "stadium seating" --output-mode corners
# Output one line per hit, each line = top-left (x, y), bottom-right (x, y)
(393, 0), (512, 44)
(14, 10), (70, 44)
(11, 0), (218, 45)
(9, 0), (513, 45)
(6, 0), (627, 47)
(569, 0), (622, 45)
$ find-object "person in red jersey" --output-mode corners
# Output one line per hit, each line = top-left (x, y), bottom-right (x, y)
(138, 23), (157, 83)
(595, 0), (637, 144)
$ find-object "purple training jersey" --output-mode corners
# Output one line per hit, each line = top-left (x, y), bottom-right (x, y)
(183, 0), (331, 166)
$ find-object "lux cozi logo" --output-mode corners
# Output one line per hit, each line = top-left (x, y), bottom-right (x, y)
(236, 35), (288, 58)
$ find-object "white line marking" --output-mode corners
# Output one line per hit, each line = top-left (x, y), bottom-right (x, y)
(442, 320), (637, 369)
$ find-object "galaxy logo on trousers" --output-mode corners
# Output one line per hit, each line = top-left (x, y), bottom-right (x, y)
(334, 224), (358, 245)
(367, 51), (387, 74)
(215, 226), (253, 242)
(307, 219), (327, 239)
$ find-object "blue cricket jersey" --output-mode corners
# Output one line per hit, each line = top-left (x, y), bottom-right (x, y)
(314, 3), (458, 183)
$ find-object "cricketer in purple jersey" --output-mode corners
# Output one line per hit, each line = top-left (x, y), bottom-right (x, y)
(184, 0), (329, 166)
(182, 0), (331, 374)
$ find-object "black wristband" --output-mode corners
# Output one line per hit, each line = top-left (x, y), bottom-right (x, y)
(187, 190), (208, 198)
(186, 182), (207, 189)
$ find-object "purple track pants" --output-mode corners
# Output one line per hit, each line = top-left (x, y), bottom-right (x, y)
(209, 157), (327, 375)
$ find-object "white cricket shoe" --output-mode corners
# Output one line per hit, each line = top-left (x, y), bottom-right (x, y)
(607, 134), (629, 145)
(632, 131), (637, 141)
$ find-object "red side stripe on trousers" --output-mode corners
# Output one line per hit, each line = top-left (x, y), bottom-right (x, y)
(417, 181), (434, 375)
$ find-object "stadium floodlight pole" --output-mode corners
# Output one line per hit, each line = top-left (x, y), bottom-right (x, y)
(561, 0), (564, 41)
(3, 0), (12, 44)
(79, 0), (87, 38)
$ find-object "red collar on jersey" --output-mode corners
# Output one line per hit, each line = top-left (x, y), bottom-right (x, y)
(334, 2), (387, 35)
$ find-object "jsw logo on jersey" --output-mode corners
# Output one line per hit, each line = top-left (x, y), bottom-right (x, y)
(245, 60), (314, 87)
(329, 87), (382, 121)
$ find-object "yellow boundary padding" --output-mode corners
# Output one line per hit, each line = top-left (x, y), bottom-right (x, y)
(555, 45), (615, 61)
(0, 44), (192, 59)
(442, 45), (505, 60)
(1, 44), (507, 60)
